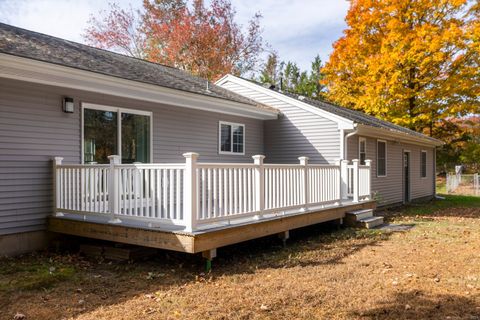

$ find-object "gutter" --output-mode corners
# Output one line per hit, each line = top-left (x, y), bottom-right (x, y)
(355, 124), (444, 147)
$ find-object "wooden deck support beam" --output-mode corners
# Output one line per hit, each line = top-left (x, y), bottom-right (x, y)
(277, 230), (290, 247)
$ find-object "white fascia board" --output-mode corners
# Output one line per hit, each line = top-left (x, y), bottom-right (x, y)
(0, 54), (278, 120)
(356, 125), (444, 147)
(216, 74), (354, 129)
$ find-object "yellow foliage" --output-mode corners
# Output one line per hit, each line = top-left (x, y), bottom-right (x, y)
(323, 0), (480, 136)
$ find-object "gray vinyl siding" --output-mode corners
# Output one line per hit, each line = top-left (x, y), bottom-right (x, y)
(0, 78), (264, 235)
(220, 81), (340, 164)
(347, 135), (435, 206)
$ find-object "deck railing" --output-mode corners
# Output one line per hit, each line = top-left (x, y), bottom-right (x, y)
(53, 154), (371, 232)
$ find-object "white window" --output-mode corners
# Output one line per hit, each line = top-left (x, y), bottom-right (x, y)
(359, 137), (367, 165)
(377, 140), (387, 177)
(82, 103), (152, 164)
(421, 150), (427, 178)
(219, 121), (245, 155)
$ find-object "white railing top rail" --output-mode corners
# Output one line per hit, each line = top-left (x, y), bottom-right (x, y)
(197, 163), (257, 169)
(56, 164), (110, 169)
(114, 163), (185, 169)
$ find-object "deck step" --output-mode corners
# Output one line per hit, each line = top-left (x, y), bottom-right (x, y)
(358, 216), (384, 229)
(346, 209), (374, 221)
(345, 209), (374, 226)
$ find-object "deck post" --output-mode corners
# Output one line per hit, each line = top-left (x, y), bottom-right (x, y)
(335, 159), (342, 204)
(352, 159), (359, 203)
(202, 248), (217, 272)
(53, 157), (64, 217)
(252, 155), (265, 220)
(365, 159), (372, 200)
(299, 156), (309, 210)
(108, 155), (122, 224)
(340, 160), (349, 200)
(278, 230), (290, 247)
(183, 152), (199, 232)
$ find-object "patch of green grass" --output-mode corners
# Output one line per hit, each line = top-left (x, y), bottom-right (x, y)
(0, 258), (77, 292)
(397, 195), (480, 216)
(436, 181), (447, 194)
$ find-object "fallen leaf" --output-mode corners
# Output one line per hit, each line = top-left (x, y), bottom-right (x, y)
(13, 313), (26, 320)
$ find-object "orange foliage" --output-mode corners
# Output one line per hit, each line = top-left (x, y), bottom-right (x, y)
(323, 0), (480, 136)
(84, 0), (264, 80)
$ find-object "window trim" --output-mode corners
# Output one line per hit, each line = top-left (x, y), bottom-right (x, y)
(81, 102), (153, 164)
(421, 150), (427, 179)
(218, 121), (245, 155)
(359, 137), (367, 165)
(377, 139), (387, 177)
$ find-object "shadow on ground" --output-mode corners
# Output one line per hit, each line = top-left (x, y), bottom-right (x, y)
(0, 222), (392, 319)
(350, 290), (480, 319)
(213, 222), (391, 273)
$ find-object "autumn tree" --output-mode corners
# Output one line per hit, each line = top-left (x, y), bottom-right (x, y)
(323, 0), (480, 136)
(436, 116), (480, 172)
(84, 3), (146, 58)
(84, 0), (265, 80)
(258, 54), (326, 100)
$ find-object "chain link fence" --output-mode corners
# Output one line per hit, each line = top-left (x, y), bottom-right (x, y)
(446, 173), (480, 196)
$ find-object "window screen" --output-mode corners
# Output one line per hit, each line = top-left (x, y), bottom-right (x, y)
(220, 122), (244, 154)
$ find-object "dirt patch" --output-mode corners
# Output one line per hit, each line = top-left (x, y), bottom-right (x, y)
(1, 196), (480, 319)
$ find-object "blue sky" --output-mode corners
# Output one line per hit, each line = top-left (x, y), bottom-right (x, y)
(0, 0), (349, 71)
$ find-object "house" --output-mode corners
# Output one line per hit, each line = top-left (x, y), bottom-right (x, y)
(216, 75), (443, 206)
(0, 23), (440, 258)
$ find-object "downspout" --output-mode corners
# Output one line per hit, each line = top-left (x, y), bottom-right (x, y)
(343, 127), (359, 160)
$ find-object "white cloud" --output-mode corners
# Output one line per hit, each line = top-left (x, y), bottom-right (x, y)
(231, 0), (349, 70)
(0, 0), (349, 71)
(0, 0), (137, 42)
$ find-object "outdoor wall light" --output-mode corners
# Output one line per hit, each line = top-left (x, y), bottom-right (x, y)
(63, 97), (74, 113)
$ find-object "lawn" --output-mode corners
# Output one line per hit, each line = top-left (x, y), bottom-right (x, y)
(1, 195), (480, 320)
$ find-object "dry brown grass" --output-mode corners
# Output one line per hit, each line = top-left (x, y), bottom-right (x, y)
(1, 195), (480, 319)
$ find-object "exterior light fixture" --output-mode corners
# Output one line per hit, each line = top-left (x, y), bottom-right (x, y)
(63, 97), (74, 113)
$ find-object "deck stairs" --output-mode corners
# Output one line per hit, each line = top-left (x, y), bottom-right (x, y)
(345, 209), (384, 229)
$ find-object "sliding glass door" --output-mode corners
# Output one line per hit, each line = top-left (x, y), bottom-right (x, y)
(121, 112), (150, 164)
(83, 105), (151, 164)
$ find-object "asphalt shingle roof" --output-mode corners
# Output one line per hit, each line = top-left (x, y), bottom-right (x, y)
(281, 91), (442, 144)
(0, 23), (275, 112)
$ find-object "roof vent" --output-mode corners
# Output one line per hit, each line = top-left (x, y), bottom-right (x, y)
(263, 83), (276, 90)
(206, 80), (211, 93)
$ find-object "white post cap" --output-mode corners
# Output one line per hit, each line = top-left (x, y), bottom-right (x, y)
(108, 155), (121, 164)
(183, 152), (199, 159)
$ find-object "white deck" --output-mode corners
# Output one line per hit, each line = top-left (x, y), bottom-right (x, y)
(53, 153), (372, 233)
